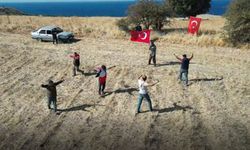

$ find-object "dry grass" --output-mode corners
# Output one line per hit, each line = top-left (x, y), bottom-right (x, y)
(0, 15), (247, 48)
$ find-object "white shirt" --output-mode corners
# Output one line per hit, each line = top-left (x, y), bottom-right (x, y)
(138, 79), (148, 94)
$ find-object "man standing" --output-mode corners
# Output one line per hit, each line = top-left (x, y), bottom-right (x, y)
(174, 53), (193, 86)
(149, 40), (157, 66)
(70, 52), (82, 76)
(52, 30), (58, 44)
(136, 75), (158, 114)
(41, 79), (64, 113)
(95, 65), (107, 96)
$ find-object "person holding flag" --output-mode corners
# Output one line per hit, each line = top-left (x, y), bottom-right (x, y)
(130, 29), (151, 44)
(188, 16), (202, 35)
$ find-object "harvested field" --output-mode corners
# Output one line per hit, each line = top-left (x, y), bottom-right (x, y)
(0, 16), (249, 150)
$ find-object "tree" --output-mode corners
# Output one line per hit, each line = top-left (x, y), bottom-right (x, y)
(165, 0), (211, 17)
(224, 0), (250, 45)
(126, 0), (171, 31)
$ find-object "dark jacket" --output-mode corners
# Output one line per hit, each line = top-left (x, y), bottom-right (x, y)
(52, 31), (57, 39)
(41, 80), (64, 98)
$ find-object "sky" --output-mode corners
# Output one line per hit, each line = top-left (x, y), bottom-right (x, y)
(0, 0), (135, 2)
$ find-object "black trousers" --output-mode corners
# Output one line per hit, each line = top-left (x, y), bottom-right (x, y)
(53, 38), (58, 44)
(148, 55), (156, 66)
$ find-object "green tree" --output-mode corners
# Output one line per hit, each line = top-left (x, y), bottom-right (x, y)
(126, 0), (171, 31)
(166, 0), (211, 17)
(224, 0), (250, 45)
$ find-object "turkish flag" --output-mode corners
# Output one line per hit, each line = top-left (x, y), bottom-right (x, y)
(130, 30), (151, 44)
(188, 16), (202, 34)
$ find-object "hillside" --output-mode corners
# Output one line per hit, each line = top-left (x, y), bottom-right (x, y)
(0, 7), (25, 15)
(0, 16), (249, 150)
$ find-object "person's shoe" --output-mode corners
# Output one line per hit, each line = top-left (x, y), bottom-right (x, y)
(135, 111), (140, 116)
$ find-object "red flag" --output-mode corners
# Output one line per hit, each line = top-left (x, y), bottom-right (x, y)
(130, 30), (151, 44)
(188, 16), (202, 34)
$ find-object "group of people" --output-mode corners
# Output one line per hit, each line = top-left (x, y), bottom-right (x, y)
(41, 40), (193, 114)
(41, 52), (108, 113)
(136, 46), (193, 113)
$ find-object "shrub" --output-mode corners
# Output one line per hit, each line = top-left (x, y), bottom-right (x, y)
(165, 0), (211, 17)
(118, 0), (171, 31)
(116, 18), (131, 32)
(224, 0), (250, 45)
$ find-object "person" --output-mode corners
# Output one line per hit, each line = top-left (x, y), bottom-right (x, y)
(41, 79), (64, 113)
(70, 52), (83, 76)
(148, 40), (157, 66)
(135, 24), (142, 32)
(136, 75), (158, 114)
(52, 30), (58, 44)
(174, 53), (193, 86)
(95, 65), (107, 96)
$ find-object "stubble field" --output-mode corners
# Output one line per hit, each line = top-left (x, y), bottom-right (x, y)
(0, 15), (249, 150)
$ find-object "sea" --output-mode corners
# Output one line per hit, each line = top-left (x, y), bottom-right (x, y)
(0, 0), (232, 17)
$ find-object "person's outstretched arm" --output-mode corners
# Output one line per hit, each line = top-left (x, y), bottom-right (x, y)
(146, 80), (159, 87)
(174, 54), (182, 61)
(41, 84), (48, 88)
(95, 70), (101, 77)
(189, 53), (194, 60)
(138, 75), (142, 80)
(54, 80), (64, 86)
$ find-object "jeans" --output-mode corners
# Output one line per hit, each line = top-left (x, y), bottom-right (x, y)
(137, 93), (153, 112)
(179, 69), (188, 85)
(48, 96), (57, 112)
(73, 65), (80, 76)
(99, 82), (106, 95)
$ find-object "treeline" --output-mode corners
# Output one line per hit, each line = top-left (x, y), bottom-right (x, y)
(117, 0), (211, 31)
(117, 0), (250, 46)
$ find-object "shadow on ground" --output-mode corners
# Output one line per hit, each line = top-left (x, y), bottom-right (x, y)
(57, 103), (104, 113)
(101, 86), (138, 97)
(156, 61), (196, 67)
(189, 77), (223, 82)
(156, 103), (193, 113)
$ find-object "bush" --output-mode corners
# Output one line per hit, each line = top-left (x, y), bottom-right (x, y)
(165, 0), (211, 17)
(116, 18), (131, 32)
(118, 0), (171, 31)
(224, 0), (250, 45)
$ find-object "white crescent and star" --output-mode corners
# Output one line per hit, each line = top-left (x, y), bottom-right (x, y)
(191, 20), (198, 29)
(139, 32), (147, 40)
